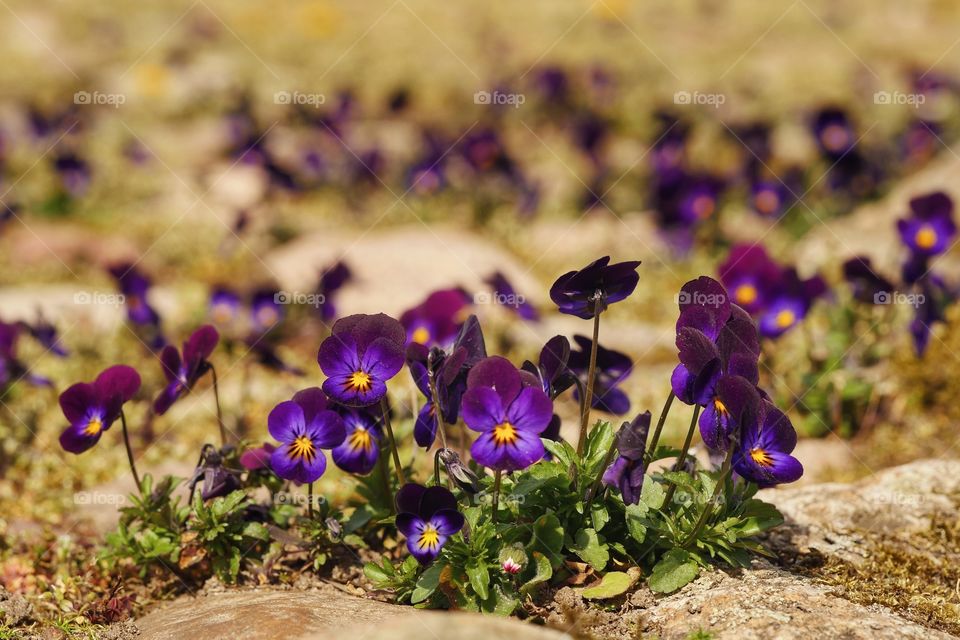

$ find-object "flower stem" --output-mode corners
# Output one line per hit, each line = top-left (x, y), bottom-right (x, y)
(663, 404), (701, 508)
(120, 409), (141, 489)
(682, 445), (735, 547)
(376, 447), (394, 514)
(492, 470), (503, 524)
(427, 368), (449, 449)
(576, 310), (602, 456)
(380, 397), (405, 486)
(210, 365), (227, 446)
(307, 482), (315, 518)
(645, 390), (676, 461)
(433, 449), (442, 486)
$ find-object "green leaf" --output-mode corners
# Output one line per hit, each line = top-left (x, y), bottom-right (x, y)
(466, 561), (490, 601)
(624, 503), (648, 543)
(571, 528), (609, 571)
(581, 571), (636, 600)
(528, 513), (564, 566)
(591, 503), (610, 532)
(583, 421), (615, 473)
(411, 562), (444, 604)
(541, 439), (576, 468)
(735, 499), (784, 537)
(641, 480), (666, 510)
(363, 561), (390, 585)
(242, 522), (270, 541)
(520, 552), (553, 596)
(480, 584), (518, 616)
(648, 549), (699, 594)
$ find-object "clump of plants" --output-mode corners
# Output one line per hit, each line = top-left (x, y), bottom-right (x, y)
(59, 256), (803, 613)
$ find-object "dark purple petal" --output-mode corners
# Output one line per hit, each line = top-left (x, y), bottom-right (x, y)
(94, 365), (141, 404)
(152, 381), (182, 415)
(184, 325), (219, 365)
(240, 443), (276, 470)
(466, 356), (522, 404)
(470, 427), (544, 471)
(305, 410), (346, 449)
(60, 424), (102, 454)
(419, 486), (458, 518)
(331, 416), (380, 475)
(333, 313), (406, 352)
(395, 513), (422, 538)
(676, 327), (720, 375)
(317, 333), (362, 377)
(414, 402), (438, 448)
(292, 387), (330, 424)
(270, 442), (327, 484)
(395, 483), (427, 515)
(430, 509), (465, 536)
(159, 345), (181, 384)
(59, 383), (97, 424)
(359, 338), (405, 381)
(616, 411), (651, 459)
(505, 387), (552, 433)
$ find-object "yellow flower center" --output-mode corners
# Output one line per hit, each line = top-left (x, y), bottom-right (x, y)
(915, 225), (938, 250)
(418, 524), (440, 550)
(714, 398), (727, 415)
(83, 418), (103, 436)
(492, 421), (518, 446)
(735, 284), (758, 306)
(289, 435), (316, 462)
(750, 447), (774, 467)
(348, 427), (374, 452)
(345, 370), (372, 393)
(411, 327), (431, 345)
(775, 309), (796, 329)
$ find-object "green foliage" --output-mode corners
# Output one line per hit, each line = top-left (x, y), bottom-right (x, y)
(184, 490), (270, 582)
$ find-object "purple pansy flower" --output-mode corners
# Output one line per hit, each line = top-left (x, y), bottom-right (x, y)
(315, 261), (353, 323)
(718, 245), (780, 314)
(318, 313), (405, 407)
(842, 257), (894, 305)
(756, 269), (826, 339)
(812, 108), (856, 157)
(251, 289), (284, 334)
(109, 263), (165, 348)
(569, 335), (632, 416)
(897, 191), (956, 257)
(602, 411), (651, 505)
(461, 356), (553, 471)
(268, 388), (346, 484)
(0, 321), (51, 390)
(24, 313), (68, 357)
(732, 401), (803, 487)
(58, 365), (141, 454)
(484, 271), (538, 321)
(395, 484), (465, 564)
(406, 315), (487, 449)
(331, 405), (383, 475)
(209, 287), (242, 329)
(550, 256), (641, 319)
(154, 325), (220, 415)
(240, 442), (276, 471)
(521, 335), (578, 400)
(400, 288), (471, 347)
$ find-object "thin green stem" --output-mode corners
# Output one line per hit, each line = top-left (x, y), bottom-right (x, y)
(683, 445), (735, 547)
(491, 470), (503, 524)
(663, 404), (701, 508)
(380, 397), (405, 486)
(210, 366), (227, 446)
(307, 482), (315, 519)
(433, 449), (442, 486)
(576, 310), (602, 455)
(427, 369), (449, 450)
(120, 409), (141, 489)
(645, 390), (676, 461)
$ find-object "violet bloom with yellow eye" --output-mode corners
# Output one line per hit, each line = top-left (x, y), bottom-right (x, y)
(461, 356), (553, 471)
(549, 256), (641, 319)
(756, 269), (826, 339)
(897, 191), (956, 257)
(318, 313), (405, 407)
(251, 289), (284, 334)
(59, 365), (141, 454)
(395, 484), (465, 564)
(331, 406), (382, 475)
(400, 288), (471, 347)
(718, 245), (780, 314)
(732, 401), (803, 487)
(268, 388), (346, 484)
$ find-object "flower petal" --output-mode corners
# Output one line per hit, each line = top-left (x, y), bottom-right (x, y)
(268, 400), (306, 443)
(460, 387), (504, 433)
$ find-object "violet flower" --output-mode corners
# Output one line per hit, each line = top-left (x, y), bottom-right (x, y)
(268, 388), (346, 484)
(601, 411), (651, 505)
(154, 325), (220, 415)
(569, 335), (632, 415)
(461, 356), (553, 471)
(317, 313), (405, 407)
(315, 260), (353, 323)
(395, 484), (465, 564)
(732, 401), (803, 487)
(59, 365), (141, 454)
(331, 405), (383, 475)
(718, 245), (781, 314)
(549, 256), (641, 319)
(484, 271), (539, 321)
(897, 191), (956, 257)
(842, 257), (894, 304)
(400, 288), (471, 347)
(0, 321), (51, 390)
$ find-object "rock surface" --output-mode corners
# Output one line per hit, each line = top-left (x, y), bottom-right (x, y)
(135, 585), (570, 640)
